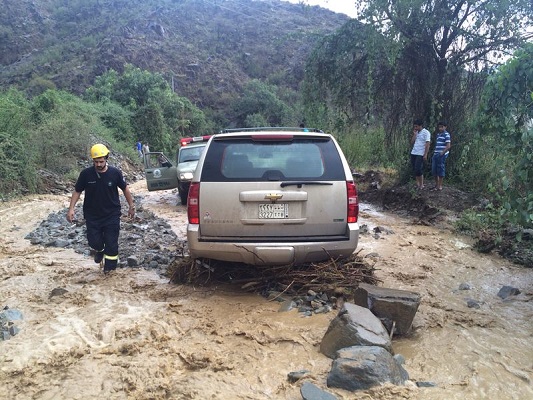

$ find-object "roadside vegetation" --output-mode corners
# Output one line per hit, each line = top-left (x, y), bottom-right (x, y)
(0, 0), (531, 262)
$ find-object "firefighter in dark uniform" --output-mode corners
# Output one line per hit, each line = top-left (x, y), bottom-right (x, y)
(67, 144), (135, 273)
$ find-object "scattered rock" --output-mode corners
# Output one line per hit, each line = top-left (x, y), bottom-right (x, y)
(364, 252), (380, 259)
(320, 303), (392, 359)
(278, 300), (297, 312)
(416, 381), (437, 387)
(49, 287), (69, 298)
(497, 285), (521, 299)
(327, 346), (409, 391)
(373, 226), (393, 235)
(353, 283), (421, 336)
(300, 381), (338, 400)
(458, 283), (472, 290)
(127, 255), (140, 267)
(0, 307), (23, 341)
(287, 369), (310, 383)
(465, 298), (481, 309)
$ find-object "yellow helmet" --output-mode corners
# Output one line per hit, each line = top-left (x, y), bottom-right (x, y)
(90, 144), (109, 159)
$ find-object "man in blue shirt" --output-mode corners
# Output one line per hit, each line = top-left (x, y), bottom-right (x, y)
(431, 121), (452, 191)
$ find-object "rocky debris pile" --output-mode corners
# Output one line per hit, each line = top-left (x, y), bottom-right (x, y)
(283, 286), (425, 395)
(25, 196), (184, 276)
(268, 289), (340, 316)
(0, 307), (23, 341)
(36, 169), (73, 195)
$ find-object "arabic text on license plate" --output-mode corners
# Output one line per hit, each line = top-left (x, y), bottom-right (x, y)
(259, 203), (288, 219)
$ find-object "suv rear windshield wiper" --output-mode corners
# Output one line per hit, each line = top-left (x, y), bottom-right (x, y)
(280, 181), (333, 188)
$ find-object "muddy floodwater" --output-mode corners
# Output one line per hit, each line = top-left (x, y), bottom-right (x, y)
(0, 180), (531, 400)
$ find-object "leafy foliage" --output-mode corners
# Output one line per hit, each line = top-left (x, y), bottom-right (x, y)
(30, 91), (99, 173)
(0, 87), (139, 197)
(477, 44), (533, 228)
(0, 89), (36, 196)
(357, 0), (532, 69)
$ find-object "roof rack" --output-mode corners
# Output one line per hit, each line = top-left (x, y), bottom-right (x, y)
(219, 127), (324, 134)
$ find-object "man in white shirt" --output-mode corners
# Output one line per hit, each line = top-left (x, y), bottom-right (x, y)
(410, 119), (431, 190)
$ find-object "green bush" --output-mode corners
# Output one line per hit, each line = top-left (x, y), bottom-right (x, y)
(0, 131), (37, 197)
(0, 89), (37, 197)
(339, 127), (399, 169)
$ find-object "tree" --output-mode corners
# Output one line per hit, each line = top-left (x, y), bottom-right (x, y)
(0, 89), (36, 196)
(478, 44), (533, 228)
(357, 0), (533, 122)
(86, 65), (208, 152)
(132, 103), (167, 152)
(303, 21), (393, 133)
(303, 0), (532, 173)
(231, 80), (295, 127)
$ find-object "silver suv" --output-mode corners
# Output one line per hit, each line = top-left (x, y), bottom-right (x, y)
(187, 128), (359, 265)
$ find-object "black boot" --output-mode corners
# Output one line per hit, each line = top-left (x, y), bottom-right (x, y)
(103, 258), (117, 273)
(94, 251), (104, 264)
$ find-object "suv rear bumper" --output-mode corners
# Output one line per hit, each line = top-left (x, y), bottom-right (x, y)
(187, 224), (359, 265)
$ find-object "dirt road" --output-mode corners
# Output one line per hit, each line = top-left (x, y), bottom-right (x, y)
(0, 180), (531, 399)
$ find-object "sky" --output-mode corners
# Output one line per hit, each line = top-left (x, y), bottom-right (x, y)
(282, 0), (357, 18)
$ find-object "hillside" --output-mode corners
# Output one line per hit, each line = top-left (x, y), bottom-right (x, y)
(0, 0), (349, 114)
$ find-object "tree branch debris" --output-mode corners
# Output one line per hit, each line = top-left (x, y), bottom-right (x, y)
(168, 252), (381, 297)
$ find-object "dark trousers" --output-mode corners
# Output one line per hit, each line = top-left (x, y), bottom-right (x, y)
(86, 214), (120, 270)
(410, 154), (425, 177)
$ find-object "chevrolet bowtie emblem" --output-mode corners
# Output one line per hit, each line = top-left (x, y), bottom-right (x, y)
(265, 193), (283, 201)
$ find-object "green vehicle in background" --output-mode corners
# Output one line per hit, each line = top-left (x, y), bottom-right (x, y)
(144, 135), (211, 205)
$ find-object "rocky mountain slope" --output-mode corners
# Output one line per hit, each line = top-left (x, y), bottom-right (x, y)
(0, 0), (349, 111)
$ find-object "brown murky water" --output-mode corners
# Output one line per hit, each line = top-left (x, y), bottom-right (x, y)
(0, 181), (531, 399)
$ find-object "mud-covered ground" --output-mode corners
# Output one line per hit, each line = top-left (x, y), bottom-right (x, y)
(0, 178), (532, 400)
(356, 170), (533, 267)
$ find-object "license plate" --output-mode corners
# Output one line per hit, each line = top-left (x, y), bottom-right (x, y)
(258, 203), (288, 219)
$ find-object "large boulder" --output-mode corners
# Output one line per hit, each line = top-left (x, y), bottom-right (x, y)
(320, 303), (391, 359)
(353, 283), (421, 336)
(327, 346), (409, 391)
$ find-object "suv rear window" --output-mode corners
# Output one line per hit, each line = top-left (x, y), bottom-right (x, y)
(178, 144), (205, 163)
(200, 136), (346, 181)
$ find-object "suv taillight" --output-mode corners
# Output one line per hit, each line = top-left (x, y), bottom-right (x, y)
(188, 182), (200, 224)
(346, 181), (359, 223)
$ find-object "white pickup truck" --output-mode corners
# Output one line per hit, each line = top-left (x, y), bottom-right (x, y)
(143, 135), (211, 205)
